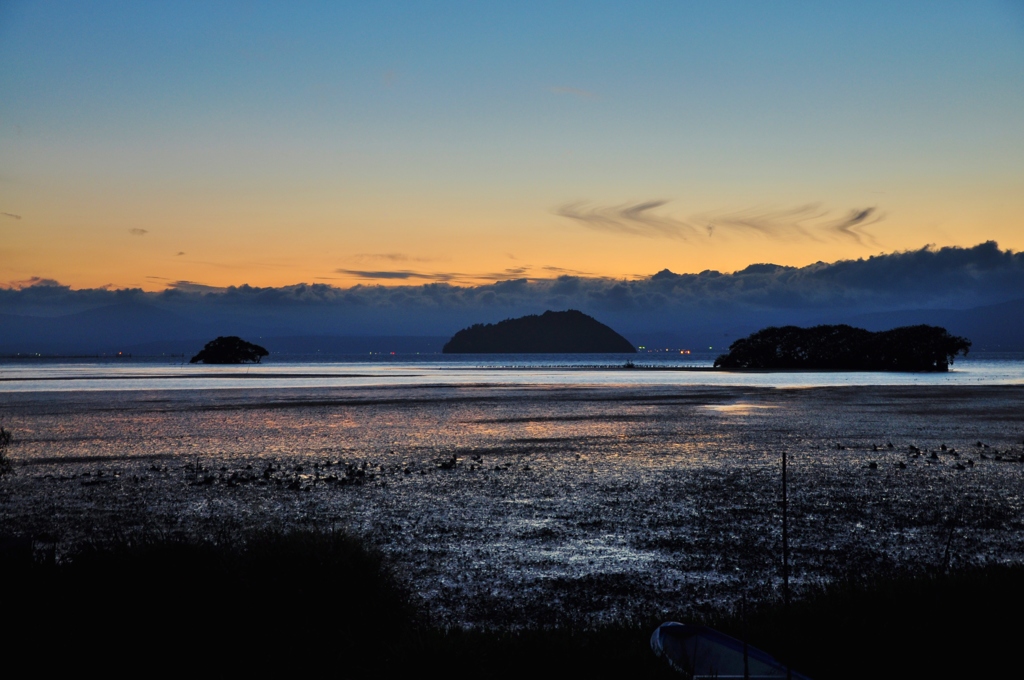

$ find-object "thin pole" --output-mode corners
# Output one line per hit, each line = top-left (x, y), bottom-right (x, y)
(742, 593), (750, 680)
(782, 448), (792, 680)
(782, 448), (789, 610)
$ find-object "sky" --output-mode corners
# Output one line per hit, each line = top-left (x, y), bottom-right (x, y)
(1, 1), (1023, 292)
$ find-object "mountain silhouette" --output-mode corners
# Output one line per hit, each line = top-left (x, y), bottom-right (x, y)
(443, 310), (636, 353)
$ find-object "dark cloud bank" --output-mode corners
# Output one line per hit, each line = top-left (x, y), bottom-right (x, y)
(3, 242), (1024, 354)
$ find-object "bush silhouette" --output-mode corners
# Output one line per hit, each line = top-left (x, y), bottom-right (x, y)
(189, 336), (269, 364)
(714, 324), (970, 371)
(0, 427), (11, 477)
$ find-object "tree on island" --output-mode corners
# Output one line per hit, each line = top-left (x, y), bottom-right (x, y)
(713, 324), (970, 372)
(189, 336), (269, 364)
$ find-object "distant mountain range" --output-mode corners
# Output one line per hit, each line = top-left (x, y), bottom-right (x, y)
(1, 298), (1022, 356)
(633, 298), (1024, 354)
(845, 297), (1024, 352)
(0, 302), (448, 356)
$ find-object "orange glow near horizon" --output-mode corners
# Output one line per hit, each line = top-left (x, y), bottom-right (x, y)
(4, 188), (1022, 292)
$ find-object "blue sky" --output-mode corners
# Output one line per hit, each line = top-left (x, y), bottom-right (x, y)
(2, 1), (1022, 290)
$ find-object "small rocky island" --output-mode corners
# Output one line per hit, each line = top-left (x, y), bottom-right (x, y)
(443, 310), (636, 354)
(713, 324), (971, 371)
(190, 336), (269, 364)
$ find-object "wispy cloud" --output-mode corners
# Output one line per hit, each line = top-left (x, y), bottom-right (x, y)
(335, 267), (532, 283)
(128, 228), (148, 236)
(349, 253), (435, 264)
(701, 204), (826, 241)
(175, 252), (186, 256)
(541, 265), (596, 277)
(336, 269), (451, 281)
(337, 265), (600, 283)
(557, 200), (884, 244)
(487, 267), (529, 279)
(548, 86), (596, 99)
(704, 204), (883, 244)
(165, 280), (229, 293)
(2, 212), (21, 220)
(822, 207), (884, 245)
(555, 200), (698, 239)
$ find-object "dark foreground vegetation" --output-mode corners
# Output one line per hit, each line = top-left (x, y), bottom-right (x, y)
(443, 309), (636, 353)
(712, 566), (1024, 679)
(714, 324), (971, 371)
(1, 529), (1021, 678)
(0, 530), (670, 676)
(0, 426), (11, 477)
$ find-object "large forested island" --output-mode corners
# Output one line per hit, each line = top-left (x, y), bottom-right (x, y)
(713, 324), (971, 371)
(443, 310), (636, 354)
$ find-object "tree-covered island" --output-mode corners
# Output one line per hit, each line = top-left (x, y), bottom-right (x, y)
(443, 310), (636, 353)
(189, 336), (269, 364)
(713, 324), (970, 371)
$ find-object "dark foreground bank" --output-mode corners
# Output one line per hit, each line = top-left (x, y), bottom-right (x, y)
(0, 530), (672, 676)
(1, 530), (1021, 678)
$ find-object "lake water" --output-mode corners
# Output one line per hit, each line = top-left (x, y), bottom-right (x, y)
(4, 352), (1024, 626)
(2, 352), (1023, 392)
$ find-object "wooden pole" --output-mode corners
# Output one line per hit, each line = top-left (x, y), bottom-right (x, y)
(782, 448), (789, 608)
(782, 448), (792, 680)
(742, 593), (750, 680)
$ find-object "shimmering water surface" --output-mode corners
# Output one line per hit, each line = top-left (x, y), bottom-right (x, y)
(2, 353), (1023, 392)
(2, 356), (1024, 626)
